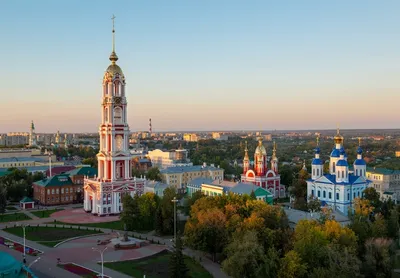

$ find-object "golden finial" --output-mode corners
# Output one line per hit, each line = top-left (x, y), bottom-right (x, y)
(273, 141), (277, 151)
(336, 123), (340, 135)
(245, 140), (248, 151)
(316, 134), (320, 146)
(358, 137), (361, 146)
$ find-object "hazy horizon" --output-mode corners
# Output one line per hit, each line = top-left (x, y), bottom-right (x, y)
(1, 0), (400, 133)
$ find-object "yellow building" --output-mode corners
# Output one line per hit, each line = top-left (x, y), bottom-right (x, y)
(160, 164), (224, 190)
(183, 133), (198, 142)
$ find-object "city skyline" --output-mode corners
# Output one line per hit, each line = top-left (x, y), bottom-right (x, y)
(1, 0), (400, 133)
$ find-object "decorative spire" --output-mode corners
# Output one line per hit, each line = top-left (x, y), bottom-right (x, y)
(244, 141), (249, 159)
(358, 137), (361, 146)
(316, 134), (320, 146)
(337, 123), (340, 135)
(109, 15), (118, 64)
(272, 141), (277, 158)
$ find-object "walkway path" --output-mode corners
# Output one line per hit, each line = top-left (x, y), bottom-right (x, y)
(0, 209), (230, 278)
(21, 210), (40, 220)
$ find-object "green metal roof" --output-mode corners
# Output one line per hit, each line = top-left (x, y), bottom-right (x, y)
(34, 174), (73, 187)
(65, 166), (97, 177)
(0, 171), (11, 177)
(20, 197), (34, 203)
(367, 167), (400, 175)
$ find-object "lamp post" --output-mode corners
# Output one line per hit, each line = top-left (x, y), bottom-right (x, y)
(48, 150), (53, 177)
(92, 246), (108, 278)
(18, 223), (27, 264)
(171, 197), (179, 243)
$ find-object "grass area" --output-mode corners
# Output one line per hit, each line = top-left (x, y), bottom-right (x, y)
(104, 250), (212, 278)
(0, 213), (31, 223)
(52, 220), (124, 230)
(31, 209), (64, 218)
(5, 206), (18, 211)
(3, 226), (103, 247)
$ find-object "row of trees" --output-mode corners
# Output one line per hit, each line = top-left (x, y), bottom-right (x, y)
(132, 167), (162, 181)
(120, 187), (177, 235)
(0, 168), (44, 210)
(183, 188), (399, 278)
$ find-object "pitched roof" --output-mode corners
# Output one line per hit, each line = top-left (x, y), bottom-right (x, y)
(160, 165), (220, 174)
(20, 196), (34, 203)
(146, 181), (169, 190)
(187, 177), (213, 188)
(34, 174), (73, 187)
(65, 166), (97, 177)
(367, 167), (400, 175)
(229, 182), (267, 195)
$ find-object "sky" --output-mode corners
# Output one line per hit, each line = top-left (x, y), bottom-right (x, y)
(1, 0), (399, 133)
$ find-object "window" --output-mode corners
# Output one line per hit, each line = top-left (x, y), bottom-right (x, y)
(323, 191), (326, 198)
(336, 193), (339, 200)
(56, 189), (59, 194)
(313, 169), (315, 176)
(61, 188), (64, 194)
(51, 189), (54, 194)
(333, 162), (336, 172)
(317, 169), (319, 176)
(311, 190), (314, 197)
(347, 193), (350, 201)
(353, 192), (356, 199)
(329, 192), (332, 199)
(66, 188), (69, 194)
(108, 207), (111, 213)
(358, 191), (360, 197)
(317, 191), (320, 198)
(47, 189), (50, 195)
(103, 207), (107, 214)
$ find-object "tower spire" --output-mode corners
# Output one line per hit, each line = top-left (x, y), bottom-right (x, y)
(244, 141), (249, 158)
(272, 141), (277, 158)
(358, 137), (361, 146)
(109, 15), (118, 64)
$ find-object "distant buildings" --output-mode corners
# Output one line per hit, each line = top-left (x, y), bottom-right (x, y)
(366, 168), (400, 203)
(144, 181), (169, 197)
(183, 133), (198, 142)
(307, 132), (369, 215)
(241, 138), (285, 198)
(160, 163), (224, 192)
(147, 147), (192, 169)
(212, 132), (229, 141)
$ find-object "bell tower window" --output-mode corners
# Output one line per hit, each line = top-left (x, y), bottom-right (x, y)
(114, 107), (122, 124)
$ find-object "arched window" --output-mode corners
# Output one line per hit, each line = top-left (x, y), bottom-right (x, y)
(333, 162), (336, 172)
(114, 107), (122, 124)
(317, 169), (319, 176)
(313, 169), (315, 176)
(104, 108), (108, 122)
(114, 81), (120, 96)
(342, 170), (344, 178)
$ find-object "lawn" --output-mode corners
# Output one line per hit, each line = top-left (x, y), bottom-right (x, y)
(5, 206), (18, 211)
(0, 213), (31, 223)
(31, 209), (64, 218)
(3, 226), (103, 247)
(58, 263), (110, 278)
(104, 250), (212, 278)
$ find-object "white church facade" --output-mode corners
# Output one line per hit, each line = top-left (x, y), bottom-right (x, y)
(307, 132), (370, 215)
(84, 18), (145, 216)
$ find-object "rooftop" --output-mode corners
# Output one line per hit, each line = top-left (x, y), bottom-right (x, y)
(160, 165), (220, 174)
(34, 174), (73, 187)
(65, 166), (97, 177)
(367, 167), (400, 175)
(0, 157), (46, 163)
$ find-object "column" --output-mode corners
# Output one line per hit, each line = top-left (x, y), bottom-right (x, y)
(112, 160), (116, 180)
(125, 160), (129, 179)
(84, 190), (88, 211)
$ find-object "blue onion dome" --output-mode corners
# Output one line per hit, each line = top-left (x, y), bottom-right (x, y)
(354, 159), (366, 166)
(357, 146), (363, 154)
(315, 147), (321, 154)
(336, 159), (349, 167)
(312, 158), (323, 165)
(330, 148), (340, 157)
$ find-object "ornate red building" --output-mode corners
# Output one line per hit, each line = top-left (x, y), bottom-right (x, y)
(83, 17), (145, 216)
(241, 137), (285, 198)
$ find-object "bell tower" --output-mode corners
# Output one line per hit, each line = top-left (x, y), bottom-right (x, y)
(97, 15), (131, 181)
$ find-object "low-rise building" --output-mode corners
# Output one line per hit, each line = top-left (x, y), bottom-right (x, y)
(160, 164), (224, 191)
(33, 166), (97, 206)
(366, 168), (400, 203)
(147, 148), (192, 169)
(186, 178), (273, 204)
(144, 181), (169, 197)
(183, 133), (198, 142)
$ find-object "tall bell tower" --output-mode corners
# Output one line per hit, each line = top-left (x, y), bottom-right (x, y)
(84, 16), (145, 216)
(97, 15), (131, 181)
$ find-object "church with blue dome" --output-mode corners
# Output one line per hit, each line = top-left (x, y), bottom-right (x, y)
(306, 130), (370, 215)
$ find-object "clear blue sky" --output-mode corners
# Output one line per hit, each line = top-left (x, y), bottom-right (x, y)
(1, 0), (399, 132)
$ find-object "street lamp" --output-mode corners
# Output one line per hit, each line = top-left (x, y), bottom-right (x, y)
(18, 223), (27, 264)
(92, 246), (108, 278)
(171, 197), (179, 243)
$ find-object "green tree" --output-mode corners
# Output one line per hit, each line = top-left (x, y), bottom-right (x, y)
(250, 190), (256, 200)
(363, 187), (381, 210)
(362, 238), (394, 278)
(0, 184), (6, 214)
(222, 230), (272, 278)
(184, 190), (204, 215)
(371, 213), (387, 238)
(278, 250), (307, 278)
(159, 187), (177, 235)
(146, 167), (162, 181)
(307, 195), (321, 218)
(119, 194), (138, 231)
(137, 192), (159, 230)
(386, 209), (399, 240)
(169, 233), (188, 278)
(82, 157), (98, 168)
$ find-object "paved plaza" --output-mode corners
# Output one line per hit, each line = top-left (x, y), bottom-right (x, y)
(51, 209), (120, 224)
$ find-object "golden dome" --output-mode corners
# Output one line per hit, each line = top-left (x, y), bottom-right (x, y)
(105, 63), (124, 78)
(255, 137), (266, 155)
(334, 127), (344, 144)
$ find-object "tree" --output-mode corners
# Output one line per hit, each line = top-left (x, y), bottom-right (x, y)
(307, 195), (321, 218)
(184, 190), (204, 215)
(137, 192), (159, 230)
(0, 184), (6, 214)
(169, 233), (188, 278)
(278, 250), (307, 278)
(119, 194), (138, 231)
(363, 238), (394, 278)
(222, 230), (275, 278)
(363, 187), (381, 210)
(146, 167), (162, 181)
(185, 207), (227, 262)
(250, 190), (256, 200)
(386, 209), (399, 240)
(158, 187), (177, 235)
(371, 213), (387, 238)
(82, 157), (98, 168)
(353, 198), (374, 219)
